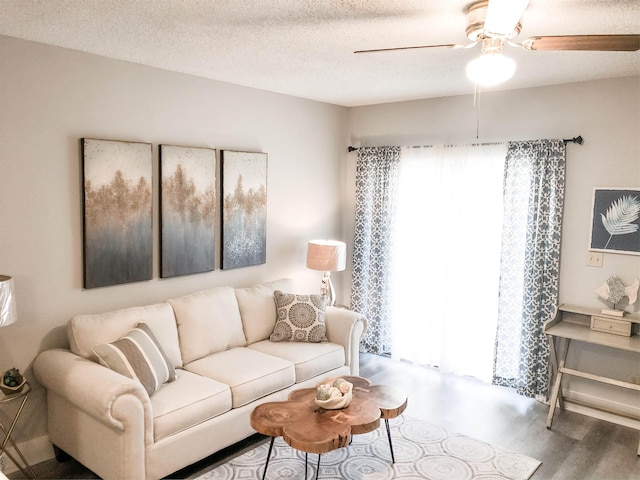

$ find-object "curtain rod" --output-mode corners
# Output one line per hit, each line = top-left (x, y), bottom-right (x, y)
(563, 136), (583, 145)
(348, 135), (583, 152)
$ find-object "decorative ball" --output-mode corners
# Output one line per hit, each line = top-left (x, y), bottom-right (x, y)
(316, 387), (330, 401)
(315, 378), (353, 409)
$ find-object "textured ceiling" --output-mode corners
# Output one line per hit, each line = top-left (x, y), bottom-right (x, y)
(0, 0), (638, 106)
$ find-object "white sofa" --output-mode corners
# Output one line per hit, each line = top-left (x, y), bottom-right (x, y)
(33, 279), (367, 479)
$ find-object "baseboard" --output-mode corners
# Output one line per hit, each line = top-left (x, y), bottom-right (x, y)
(562, 390), (640, 430)
(1, 434), (53, 475)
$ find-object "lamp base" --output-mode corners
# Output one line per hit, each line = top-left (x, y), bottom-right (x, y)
(320, 272), (336, 307)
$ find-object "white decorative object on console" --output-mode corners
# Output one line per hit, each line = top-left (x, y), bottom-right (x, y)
(594, 275), (639, 316)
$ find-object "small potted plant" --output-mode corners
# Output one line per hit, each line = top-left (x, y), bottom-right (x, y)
(1, 367), (26, 395)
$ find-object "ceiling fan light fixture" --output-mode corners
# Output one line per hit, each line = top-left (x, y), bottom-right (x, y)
(483, 0), (529, 37)
(466, 51), (516, 86)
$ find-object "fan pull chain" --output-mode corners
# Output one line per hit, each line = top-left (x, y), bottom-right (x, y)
(473, 83), (482, 139)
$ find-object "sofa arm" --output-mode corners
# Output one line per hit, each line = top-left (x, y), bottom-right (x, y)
(33, 349), (154, 446)
(324, 307), (367, 376)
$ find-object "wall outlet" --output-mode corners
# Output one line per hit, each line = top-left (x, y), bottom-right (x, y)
(586, 251), (603, 267)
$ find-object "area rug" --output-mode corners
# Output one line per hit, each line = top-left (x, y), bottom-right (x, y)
(195, 416), (541, 480)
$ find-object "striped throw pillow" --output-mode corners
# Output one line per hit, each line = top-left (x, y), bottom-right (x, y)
(93, 322), (177, 396)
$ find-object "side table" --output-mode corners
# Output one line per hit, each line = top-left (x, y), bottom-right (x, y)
(1, 382), (37, 479)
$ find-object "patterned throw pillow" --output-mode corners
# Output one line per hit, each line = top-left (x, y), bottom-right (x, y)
(92, 322), (177, 396)
(270, 291), (328, 343)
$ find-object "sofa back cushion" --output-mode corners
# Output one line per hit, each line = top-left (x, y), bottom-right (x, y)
(68, 302), (183, 368)
(169, 286), (246, 364)
(235, 278), (293, 344)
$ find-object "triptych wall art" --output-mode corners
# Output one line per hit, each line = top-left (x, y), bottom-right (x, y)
(160, 145), (216, 278)
(221, 150), (268, 270)
(82, 138), (268, 289)
(82, 139), (153, 289)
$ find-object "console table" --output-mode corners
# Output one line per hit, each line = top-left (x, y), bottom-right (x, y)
(544, 304), (640, 455)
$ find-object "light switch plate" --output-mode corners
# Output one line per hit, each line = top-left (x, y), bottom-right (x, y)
(586, 251), (603, 267)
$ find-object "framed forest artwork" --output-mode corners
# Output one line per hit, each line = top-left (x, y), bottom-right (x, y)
(589, 187), (640, 255)
(221, 150), (267, 269)
(160, 145), (216, 277)
(82, 138), (153, 288)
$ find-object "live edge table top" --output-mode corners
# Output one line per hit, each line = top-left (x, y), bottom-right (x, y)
(250, 376), (408, 455)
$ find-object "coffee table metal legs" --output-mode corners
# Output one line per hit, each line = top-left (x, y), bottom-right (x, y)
(384, 418), (396, 463)
(303, 453), (321, 480)
(263, 438), (321, 480)
(262, 423), (398, 480)
(262, 437), (275, 480)
(315, 453), (321, 480)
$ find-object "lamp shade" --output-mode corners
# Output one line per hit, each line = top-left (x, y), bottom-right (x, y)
(306, 240), (347, 272)
(0, 275), (17, 327)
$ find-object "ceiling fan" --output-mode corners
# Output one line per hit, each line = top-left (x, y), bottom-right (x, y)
(355, 0), (640, 86)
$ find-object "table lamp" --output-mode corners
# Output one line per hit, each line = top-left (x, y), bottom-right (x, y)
(0, 276), (17, 328)
(306, 240), (346, 306)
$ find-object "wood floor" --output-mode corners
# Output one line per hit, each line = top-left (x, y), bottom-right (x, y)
(7, 352), (640, 479)
(358, 353), (640, 480)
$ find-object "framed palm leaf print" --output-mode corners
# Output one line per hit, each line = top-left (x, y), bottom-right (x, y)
(589, 187), (640, 255)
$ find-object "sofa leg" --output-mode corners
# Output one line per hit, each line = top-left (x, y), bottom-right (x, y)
(53, 445), (70, 463)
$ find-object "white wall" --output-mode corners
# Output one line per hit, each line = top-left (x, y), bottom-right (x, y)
(0, 35), (348, 466)
(347, 77), (640, 421)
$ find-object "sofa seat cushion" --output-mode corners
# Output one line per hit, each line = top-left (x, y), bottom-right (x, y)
(248, 340), (345, 383)
(184, 347), (295, 408)
(151, 369), (232, 441)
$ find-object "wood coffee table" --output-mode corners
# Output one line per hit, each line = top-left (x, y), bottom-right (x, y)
(250, 376), (407, 479)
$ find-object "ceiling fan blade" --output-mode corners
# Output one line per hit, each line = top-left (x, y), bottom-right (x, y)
(525, 35), (640, 51)
(484, 0), (529, 36)
(354, 44), (462, 54)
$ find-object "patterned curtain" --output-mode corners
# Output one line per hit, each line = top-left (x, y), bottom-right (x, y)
(493, 139), (566, 398)
(350, 146), (401, 355)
